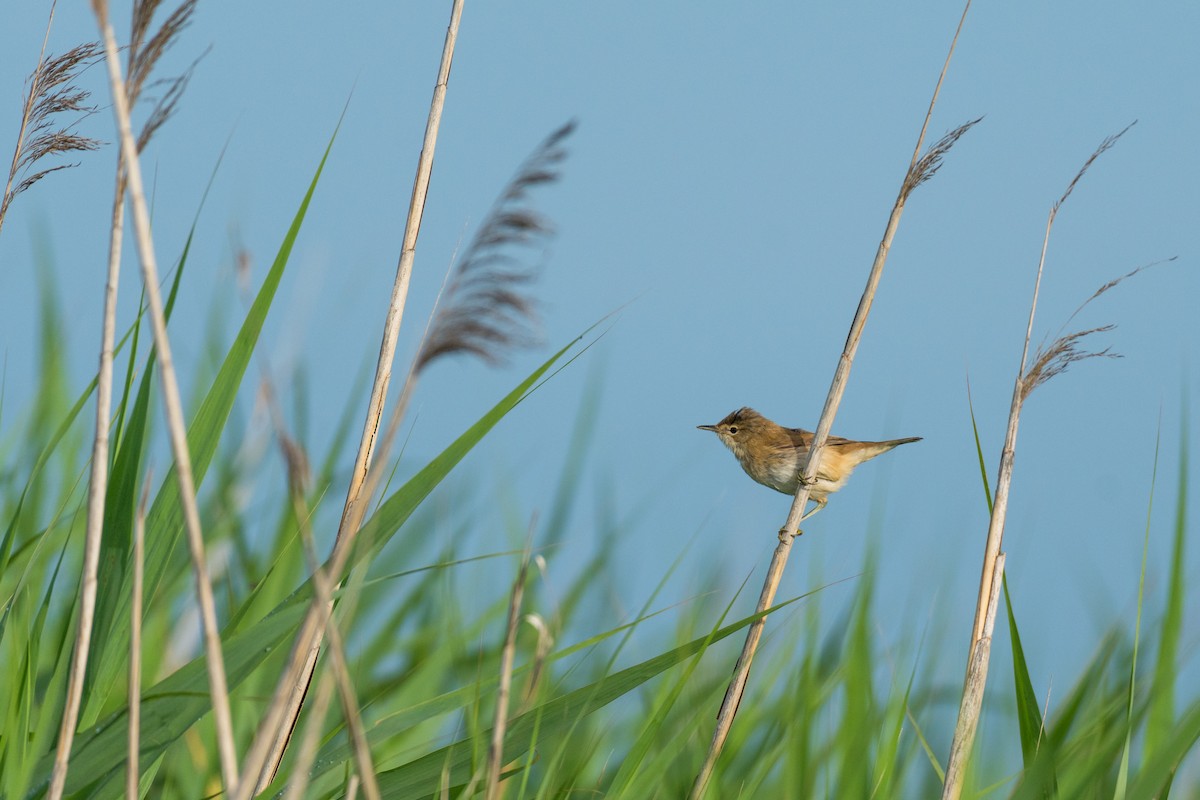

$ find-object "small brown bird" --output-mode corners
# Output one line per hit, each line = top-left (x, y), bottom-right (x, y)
(698, 407), (920, 521)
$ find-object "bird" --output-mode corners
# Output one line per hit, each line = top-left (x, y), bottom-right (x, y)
(698, 407), (920, 523)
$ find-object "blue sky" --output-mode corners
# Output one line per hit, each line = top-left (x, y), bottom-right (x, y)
(2, 0), (1198, 753)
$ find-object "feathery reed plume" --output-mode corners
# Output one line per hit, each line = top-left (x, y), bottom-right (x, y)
(7, 45), (103, 192)
(1021, 325), (1118, 401)
(1021, 257), (1174, 402)
(1052, 123), (1135, 216)
(0, 5), (101, 235)
(957, 120), (1136, 658)
(237, 116), (576, 798)
(689, 1), (978, 794)
(942, 123), (1155, 800)
(128, 0), (202, 151)
(129, 0), (197, 97)
(416, 120), (574, 372)
(902, 117), (983, 200)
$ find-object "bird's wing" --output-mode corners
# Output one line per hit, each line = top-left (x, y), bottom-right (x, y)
(784, 427), (815, 447)
(785, 427), (856, 448)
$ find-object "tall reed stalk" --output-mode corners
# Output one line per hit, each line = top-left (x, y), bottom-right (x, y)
(240, 1), (467, 791)
(48, 2), (203, 797)
(942, 124), (1138, 799)
(689, 3), (978, 795)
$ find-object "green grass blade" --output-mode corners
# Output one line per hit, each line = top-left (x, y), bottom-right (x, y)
(1116, 426), (1162, 800)
(1126, 699), (1200, 800)
(1009, 634), (1121, 799)
(83, 268), (186, 715)
(272, 587), (750, 797)
(25, 324), (593, 798)
(1005, 577), (1055, 793)
(26, 589), (315, 798)
(81, 128), (339, 724)
(970, 378), (1050, 785)
(352, 328), (602, 565)
(605, 569), (751, 795)
(82, 358), (155, 716)
(371, 596), (803, 799)
(966, 375), (994, 513)
(877, 630), (929, 795)
(5, 546), (74, 799)
(1145, 402), (1188, 779)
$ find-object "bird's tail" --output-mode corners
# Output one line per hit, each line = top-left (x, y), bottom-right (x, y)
(854, 436), (922, 463)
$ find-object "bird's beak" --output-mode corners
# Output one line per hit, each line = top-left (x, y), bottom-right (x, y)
(697, 424), (718, 432)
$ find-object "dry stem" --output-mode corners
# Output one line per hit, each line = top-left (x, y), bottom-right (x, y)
(46, 102), (122, 800)
(943, 125), (1137, 797)
(48, 0), (192, 794)
(485, 536), (534, 800)
(273, 404), (381, 800)
(242, 0), (467, 789)
(280, 672), (338, 800)
(83, 3), (240, 794)
(126, 479), (150, 799)
(942, 552), (1005, 797)
(689, 2), (976, 796)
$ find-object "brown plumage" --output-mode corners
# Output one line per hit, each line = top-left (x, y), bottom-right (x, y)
(698, 407), (920, 519)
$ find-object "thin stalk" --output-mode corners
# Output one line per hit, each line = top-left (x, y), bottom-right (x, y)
(234, 369), (419, 800)
(941, 191), (1043, 800)
(247, 384), (382, 799)
(964, 215), (1050, 656)
(942, 124), (1134, 799)
(303, 546), (381, 800)
(89, 2), (240, 793)
(245, 0), (466, 788)
(943, 553), (1006, 796)
(280, 670), (336, 800)
(45, 95), (124, 800)
(485, 539), (534, 800)
(126, 480), (149, 799)
(689, 3), (974, 796)
(46, 3), (124, 795)
(286, 463), (381, 800)
(342, 0), (463, 508)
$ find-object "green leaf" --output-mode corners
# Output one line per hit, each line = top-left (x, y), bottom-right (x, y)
(84, 253), (187, 717)
(1116, 426), (1163, 800)
(603, 570), (748, 795)
(80, 129), (338, 725)
(1127, 699), (1200, 800)
(1145, 402), (1188, 783)
(0, 296), (144, 642)
(1005, 577), (1055, 794)
(370, 597), (801, 799)
(27, 588), (313, 798)
(25, 324), (595, 799)
(965, 375), (994, 513)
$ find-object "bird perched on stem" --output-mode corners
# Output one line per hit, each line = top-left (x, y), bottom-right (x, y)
(698, 407), (920, 524)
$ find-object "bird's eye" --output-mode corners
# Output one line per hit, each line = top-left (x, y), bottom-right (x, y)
(728, 426), (738, 434)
